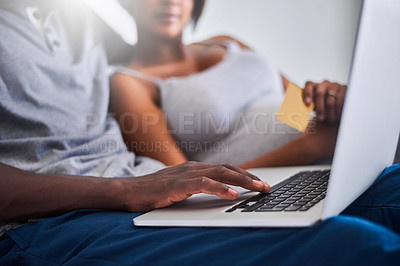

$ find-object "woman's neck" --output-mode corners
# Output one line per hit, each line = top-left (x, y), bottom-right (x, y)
(132, 33), (187, 66)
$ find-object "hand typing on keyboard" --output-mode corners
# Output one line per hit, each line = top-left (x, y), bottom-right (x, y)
(226, 170), (329, 213)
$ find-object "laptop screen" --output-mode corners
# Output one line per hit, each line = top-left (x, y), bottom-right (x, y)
(323, 0), (400, 218)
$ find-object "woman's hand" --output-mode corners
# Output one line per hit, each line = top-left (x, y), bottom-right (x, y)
(116, 162), (270, 212)
(303, 81), (347, 124)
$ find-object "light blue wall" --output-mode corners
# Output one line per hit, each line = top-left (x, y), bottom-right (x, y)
(184, 0), (363, 86)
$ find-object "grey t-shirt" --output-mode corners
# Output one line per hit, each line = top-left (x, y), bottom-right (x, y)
(0, 0), (164, 235)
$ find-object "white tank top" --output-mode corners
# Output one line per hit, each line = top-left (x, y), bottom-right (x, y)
(116, 41), (300, 164)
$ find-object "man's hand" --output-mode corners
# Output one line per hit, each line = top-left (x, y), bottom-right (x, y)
(0, 162), (269, 222)
(303, 81), (347, 124)
(115, 162), (270, 212)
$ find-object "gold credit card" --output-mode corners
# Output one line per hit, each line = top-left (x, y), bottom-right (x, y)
(276, 82), (314, 132)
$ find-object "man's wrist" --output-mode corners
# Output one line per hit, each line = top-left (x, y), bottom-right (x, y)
(101, 178), (130, 211)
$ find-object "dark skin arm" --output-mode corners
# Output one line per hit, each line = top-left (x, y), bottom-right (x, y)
(240, 120), (338, 169)
(0, 162), (269, 222)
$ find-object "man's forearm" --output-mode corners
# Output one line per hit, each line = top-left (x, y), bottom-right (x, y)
(0, 163), (124, 222)
(1, 161), (271, 223)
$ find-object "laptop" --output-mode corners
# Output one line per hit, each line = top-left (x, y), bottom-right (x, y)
(134, 0), (400, 228)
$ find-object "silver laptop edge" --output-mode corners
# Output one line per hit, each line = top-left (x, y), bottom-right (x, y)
(322, 0), (400, 219)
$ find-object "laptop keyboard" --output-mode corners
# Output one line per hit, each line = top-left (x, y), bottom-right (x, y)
(225, 170), (330, 213)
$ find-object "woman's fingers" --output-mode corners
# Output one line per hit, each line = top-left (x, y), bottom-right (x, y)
(315, 82), (328, 120)
(326, 92), (336, 123)
(303, 81), (330, 120)
(303, 81), (347, 124)
(303, 81), (315, 106)
(335, 85), (346, 119)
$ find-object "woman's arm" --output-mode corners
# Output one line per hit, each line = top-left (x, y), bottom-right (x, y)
(240, 80), (344, 169)
(239, 121), (338, 169)
(110, 74), (187, 166)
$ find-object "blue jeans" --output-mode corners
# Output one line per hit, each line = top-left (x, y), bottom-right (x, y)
(1, 165), (400, 265)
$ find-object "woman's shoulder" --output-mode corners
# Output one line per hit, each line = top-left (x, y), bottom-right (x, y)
(110, 68), (161, 105)
(194, 35), (251, 50)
